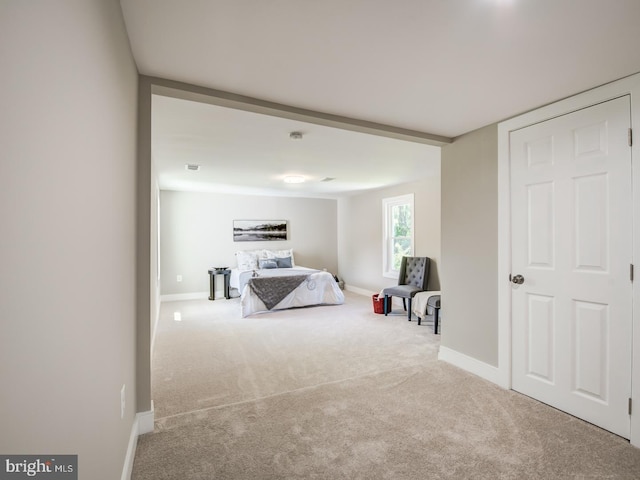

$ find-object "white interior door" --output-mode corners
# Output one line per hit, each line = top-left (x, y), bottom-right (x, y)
(510, 96), (632, 438)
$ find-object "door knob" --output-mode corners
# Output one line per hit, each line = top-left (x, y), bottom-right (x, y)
(511, 274), (525, 285)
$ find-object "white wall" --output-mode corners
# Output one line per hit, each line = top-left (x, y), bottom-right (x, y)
(0, 2), (138, 479)
(160, 190), (338, 295)
(337, 171), (441, 294)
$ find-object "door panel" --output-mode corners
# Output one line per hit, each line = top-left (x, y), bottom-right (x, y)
(511, 96), (632, 438)
(528, 182), (555, 268)
(573, 300), (608, 401)
(526, 293), (555, 383)
(574, 173), (608, 272)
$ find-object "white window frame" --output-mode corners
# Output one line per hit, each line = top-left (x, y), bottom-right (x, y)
(382, 193), (415, 278)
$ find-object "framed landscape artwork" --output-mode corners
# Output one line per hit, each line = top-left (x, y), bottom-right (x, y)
(233, 220), (288, 242)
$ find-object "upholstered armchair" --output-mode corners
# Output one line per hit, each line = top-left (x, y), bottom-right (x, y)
(383, 256), (430, 320)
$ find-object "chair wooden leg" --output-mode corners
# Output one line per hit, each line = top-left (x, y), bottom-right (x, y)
(402, 298), (406, 311)
(384, 295), (389, 315)
(434, 308), (440, 334)
(407, 298), (412, 321)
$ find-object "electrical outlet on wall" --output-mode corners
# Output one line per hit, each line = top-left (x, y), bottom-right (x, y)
(176, 275), (182, 282)
(120, 384), (126, 419)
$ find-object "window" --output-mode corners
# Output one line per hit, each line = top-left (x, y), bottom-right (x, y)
(382, 194), (414, 278)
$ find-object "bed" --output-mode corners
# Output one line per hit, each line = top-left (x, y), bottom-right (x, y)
(230, 249), (344, 317)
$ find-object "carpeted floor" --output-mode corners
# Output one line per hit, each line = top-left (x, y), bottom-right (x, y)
(132, 291), (640, 479)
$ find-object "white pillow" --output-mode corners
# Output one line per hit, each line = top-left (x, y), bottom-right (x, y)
(236, 250), (259, 271)
(264, 249), (295, 266)
(256, 249), (272, 260)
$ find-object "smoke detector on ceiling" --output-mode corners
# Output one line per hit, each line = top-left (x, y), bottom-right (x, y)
(289, 131), (303, 140)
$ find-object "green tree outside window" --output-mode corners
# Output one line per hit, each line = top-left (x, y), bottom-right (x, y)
(392, 204), (412, 270)
(383, 193), (414, 278)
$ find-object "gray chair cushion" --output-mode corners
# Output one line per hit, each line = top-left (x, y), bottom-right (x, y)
(382, 285), (424, 298)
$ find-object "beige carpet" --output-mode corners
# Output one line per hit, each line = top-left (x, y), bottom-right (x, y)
(132, 292), (640, 479)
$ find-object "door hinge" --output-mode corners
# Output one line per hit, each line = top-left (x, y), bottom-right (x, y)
(631, 264), (635, 282)
(629, 398), (633, 415)
(629, 128), (633, 147)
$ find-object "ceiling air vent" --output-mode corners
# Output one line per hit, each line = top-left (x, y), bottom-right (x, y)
(185, 164), (200, 171)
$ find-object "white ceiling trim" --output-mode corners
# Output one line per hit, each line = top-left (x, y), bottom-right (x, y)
(150, 76), (452, 147)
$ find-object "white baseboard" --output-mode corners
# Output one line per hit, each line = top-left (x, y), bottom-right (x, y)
(121, 419), (138, 480)
(161, 291), (208, 302)
(137, 402), (155, 434)
(438, 346), (505, 388)
(344, 285), (408, 309)
(344, 285), (376, 297)
(121, 405), (154, 480)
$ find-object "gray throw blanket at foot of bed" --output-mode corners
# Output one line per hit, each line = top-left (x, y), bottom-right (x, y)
(248, 275), (310, 310)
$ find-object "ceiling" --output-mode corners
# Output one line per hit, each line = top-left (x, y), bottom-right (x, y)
(121, 0), (640, 197)
(152, 95), (440, 197)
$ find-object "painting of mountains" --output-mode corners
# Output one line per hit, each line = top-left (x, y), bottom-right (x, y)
(233, 220), (288, 242)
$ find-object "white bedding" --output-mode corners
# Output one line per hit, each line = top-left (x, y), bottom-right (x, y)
(230, 266), (318, 293)
(236, 268), (344, 317)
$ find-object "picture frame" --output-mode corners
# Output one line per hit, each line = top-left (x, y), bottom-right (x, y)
(233, 220), (288, 242)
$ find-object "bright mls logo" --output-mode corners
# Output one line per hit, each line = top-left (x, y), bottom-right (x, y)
(0, 456), (77, 479)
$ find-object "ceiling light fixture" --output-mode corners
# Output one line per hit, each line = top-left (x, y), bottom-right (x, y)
(284, 175), (305, 184)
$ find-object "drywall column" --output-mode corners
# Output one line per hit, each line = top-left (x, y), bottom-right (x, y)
(0, 2), (138, 479)
(137, 76), (152, 414)
(440, 125), (499, 366)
